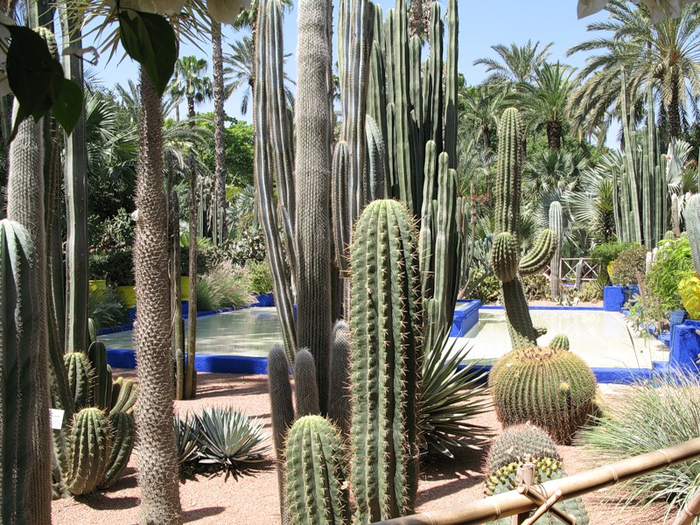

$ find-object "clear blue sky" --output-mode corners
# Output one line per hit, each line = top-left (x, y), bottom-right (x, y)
(87, 1), (609, 124)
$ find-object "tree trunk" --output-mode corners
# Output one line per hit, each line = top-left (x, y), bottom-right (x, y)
(212, 21), (227, 245)
(668, 75), (681, 139)
(547, 120), (562, 149)
(186, 99), (197, 400)
(135, 69), (182, 524)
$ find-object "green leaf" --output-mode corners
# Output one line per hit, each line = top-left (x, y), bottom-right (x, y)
(118, 10), (178, 96)
(6, 25), (65, 139)
(51, 79), (83, 135)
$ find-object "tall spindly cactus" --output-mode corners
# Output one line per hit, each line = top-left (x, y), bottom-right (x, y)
(492, 108), (557, 350)
(0, 220), (40, 525)
(549, 201), (563, 301)
(685, 194), (700, 275)
(349, 199), (422, 522)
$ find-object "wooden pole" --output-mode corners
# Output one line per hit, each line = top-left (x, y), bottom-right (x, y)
(375, 437), (700, 525)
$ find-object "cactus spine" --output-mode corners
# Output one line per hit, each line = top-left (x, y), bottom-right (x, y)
(285, 416), (350, 525)
(549, 201), (563, 300)
(492, 108), (557, 350)
(0, 220), (39, 525)
(349, 200), (422, 522)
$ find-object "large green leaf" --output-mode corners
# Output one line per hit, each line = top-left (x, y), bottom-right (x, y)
(51, 79), (83, 135)
(118, 10), (178, 96)
(6, 25), (65, 138)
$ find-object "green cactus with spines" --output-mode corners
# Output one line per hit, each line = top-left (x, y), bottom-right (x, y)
(548, 201), (563, 300)
(349, 199), (422, 522)
(293, 349), (320, 418)
(109, 377), (138, 415)
(549, 334), (570, 352)
(327, 320), (351, 437)
(485, 424), (562, 474)
(285, 415), (350, 525)
(489, 345), (597, 444)
(64, 407), (112, 496)
(484, 425), (589, 525)
(88, 340), (113, 410)
(492, 108), (557, 350)
(0, 220), (39, 525)
(65, 352), (94, 411)
(99, 411), (136, 489)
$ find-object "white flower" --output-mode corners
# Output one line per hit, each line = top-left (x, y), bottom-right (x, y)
(577, 0), (609, 18)
(207, 0), (251, 25)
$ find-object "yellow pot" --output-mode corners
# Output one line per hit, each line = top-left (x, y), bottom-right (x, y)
(89, 280), (107, 298)
(180, 276), (190, 301)
(116, 285), (137, 308)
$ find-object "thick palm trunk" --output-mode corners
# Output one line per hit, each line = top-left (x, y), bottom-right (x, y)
(135, 69), (182, 524)
(547, 120), (562, 149)
(212, 22), (227, 245)
(668, 75), (681, 139)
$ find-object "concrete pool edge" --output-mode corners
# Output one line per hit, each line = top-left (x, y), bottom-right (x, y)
(106, 348), (684, 384)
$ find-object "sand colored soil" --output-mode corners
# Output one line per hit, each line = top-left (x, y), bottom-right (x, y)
(51, 367), (676, 525)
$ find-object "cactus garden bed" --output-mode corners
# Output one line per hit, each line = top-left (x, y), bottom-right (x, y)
(51, 370), (670, 525)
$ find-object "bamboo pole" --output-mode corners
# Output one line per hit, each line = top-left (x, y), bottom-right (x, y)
(672, 486), (700, 525)
(375, 437), (700, 525)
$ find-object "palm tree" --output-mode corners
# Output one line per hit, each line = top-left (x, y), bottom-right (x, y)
(568, 0), (700, 140)
(517, 62), (578, 149)
(459, 84), (503, 152)
(474, 40), (553, 86)
(212, 20), (227, 245)
(170, 56), (214, 122)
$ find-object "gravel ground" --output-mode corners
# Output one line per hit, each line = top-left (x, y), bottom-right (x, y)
(52, 366), (674, 525)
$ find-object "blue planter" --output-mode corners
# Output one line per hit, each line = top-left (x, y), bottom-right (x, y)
(252, 293), (275, 307)
(669, 309), (687, 325)
(603, 285), (625, 312)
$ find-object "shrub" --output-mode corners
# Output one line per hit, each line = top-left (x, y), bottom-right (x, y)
(645, 238), (693, 315)
(579, 374), (700, 521)
(197, 261), (254, 311)
(578, 280), (604, 302)
(225, 227), (267, 266)
(679, 272), (700, 320)
(590, 241), (636, 284)
(247, 259), (273, 295)
(180, 233), (218, 276)
(609, 245), (648, 285)
(473, 275), (501, 304)
(521, 274), (548, 301)
(90, 248), (134, 285)
(88, 286), (129, 329)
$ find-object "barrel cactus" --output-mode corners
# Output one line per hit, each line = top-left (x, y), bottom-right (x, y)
(484, 425), (589, 524)
(549, 334), (570, 352)
(285, 415), (350, 525)
(64, 408), (112, 496)
(99, 411), (136, 489)
(489, 346), (597, 444)
(349, 199), (422, 522)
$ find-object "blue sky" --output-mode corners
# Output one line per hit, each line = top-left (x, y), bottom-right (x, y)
(88, 1), (609, 124)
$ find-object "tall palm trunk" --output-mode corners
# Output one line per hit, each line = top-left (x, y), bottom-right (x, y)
(547, 120), (562, 149)
(135, 69), (182, 524)
(668, 73), (681, 139)
(212, 21), (227, 245)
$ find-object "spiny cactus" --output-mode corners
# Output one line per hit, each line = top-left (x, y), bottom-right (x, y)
(0, 220), (39, 525)
(685, 194), (700, 274)
(99, 411), (136, 489)
(491, 108), (557, 350)
(349, 199), (422, 522)
(489, 346), (597, 444)
(548, 201), (563, 300)
(65, 351), (94, 411)
(549, 334), (570, 352)
(293, 349), (320, 418)
(286, 416), (350, 525)
(88, 340), (113, 410)
(327, 320), (351, 437)
(484, 425), (589, 524)
(64, 408), (112, 496)
(110, 377), (138, 415)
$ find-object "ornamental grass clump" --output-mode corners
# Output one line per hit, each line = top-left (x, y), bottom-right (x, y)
(579, 373), (700, 520)
(197, 261), (253, 311)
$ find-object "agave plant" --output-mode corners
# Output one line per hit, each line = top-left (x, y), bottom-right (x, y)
(174, 413), (201, 480)
(420, 331), (492, 457)
(194, 407), (270, 479)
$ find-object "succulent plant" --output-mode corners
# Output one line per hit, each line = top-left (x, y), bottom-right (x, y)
(99, 411), (136, 489)
(485, 424), (561, 474)
(490, 346), (597, 444)
(549, 334), (570, 352)
(285, 415), (350, 525)
(64, 408), (112, 496)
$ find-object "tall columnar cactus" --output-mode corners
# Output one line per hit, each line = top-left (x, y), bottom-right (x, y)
(7, 102), (52, 523)
(65, 351), (94, 410)
(0, 220), (39, 525)
(492, 108), (557, 350)
(327, 320), (352, 437)
(293, 349), (320, 418)
(64, 408), (112, 496)
(285, 416), (350, 525)
(489, 345), (597, 444)
(685, 194), (700, 274)
(549, 201), (563, 301)
(99, 411), (136, 489)
(484, 425), (590, 525)
(349, 199), (422, 522)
